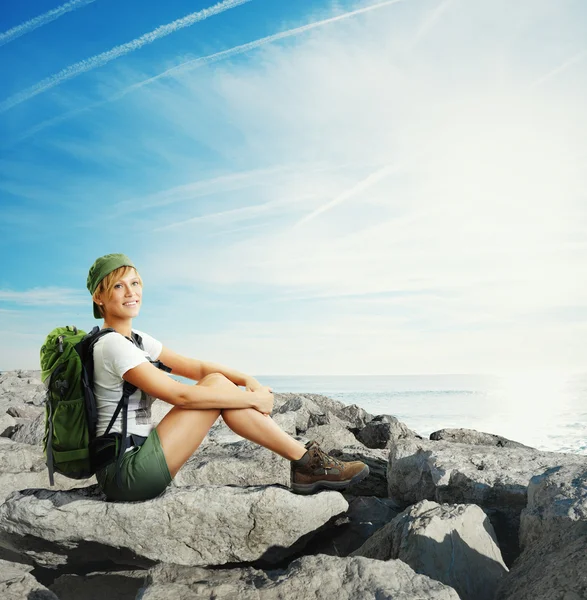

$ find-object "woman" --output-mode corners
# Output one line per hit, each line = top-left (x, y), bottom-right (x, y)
(87, 253), (369, 502)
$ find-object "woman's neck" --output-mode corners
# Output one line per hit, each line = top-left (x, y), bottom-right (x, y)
(102, 318), (133, 339)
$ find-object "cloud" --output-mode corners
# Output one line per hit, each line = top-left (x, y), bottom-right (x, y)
(0, 288), (87, 306)
(530, 48), (587, 88)
(11, 0), (405, 143)
(0, 0), (96, 47)
(0, 0), (252, 113)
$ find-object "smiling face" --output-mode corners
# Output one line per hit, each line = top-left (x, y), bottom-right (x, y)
(93, 266), (143, 321)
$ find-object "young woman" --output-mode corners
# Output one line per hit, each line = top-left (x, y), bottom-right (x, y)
(87, 253), (369, 502)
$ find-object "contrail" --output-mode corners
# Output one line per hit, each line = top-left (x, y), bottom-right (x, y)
(12, 0), (405, 142)
(0, 0), (96, 47)
(530, 49), (587, 89)
(292, 163), (400, 229)
(0, 0), (252, 114)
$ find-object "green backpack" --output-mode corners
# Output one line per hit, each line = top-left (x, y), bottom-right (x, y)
(40, 325), (167, 486)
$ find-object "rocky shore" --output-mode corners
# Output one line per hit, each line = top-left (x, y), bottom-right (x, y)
(0, 369), (585, 599)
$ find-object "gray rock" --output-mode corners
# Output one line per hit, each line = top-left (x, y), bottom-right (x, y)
(496, 465), (587, 599)
(274, 394), (330, 432)
(387, 437), (586, 565)
(174, 439), (290, 488)
(307, 495), (401, 557)
(331, 446), (390, 497)
(0, 370), (45, 407)
(0, 413), (16, 437)
(0, 438), (95, 504)
(301, 421), (360, 453)
(0, 485), (348, 569)
(6, 404), (43, 420)
(357, 414), (419, 449)
(430, 428), (530, 449)
(520, 464), (587, 549)
(139, 554), (460, 599)
(353, 500), (507, 600)
(50, 570), (146, 600)
(0, 557), (59, 600)
(10, 412), (45, 445)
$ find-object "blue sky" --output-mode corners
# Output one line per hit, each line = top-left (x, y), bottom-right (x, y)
(0, 0), (586, 375)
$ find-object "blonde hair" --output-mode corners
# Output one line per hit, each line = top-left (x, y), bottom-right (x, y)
(92, 266), (143, 318)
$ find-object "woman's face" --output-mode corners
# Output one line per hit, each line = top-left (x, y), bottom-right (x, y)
(100, 270), (142, 320)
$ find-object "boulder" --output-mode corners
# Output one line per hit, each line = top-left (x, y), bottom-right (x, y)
(0, 485), (348, 569)
(50, 570), (146, 600)
(174, 439), (290, 488)
(139, 554), (460, 599)
(6, 404), (43, 420)
(496, 464), (587, 599)
(306, 495), (401, 556)
(10, 412), (44, 445)
(330, 446), (390, 497)
(0, 413), (17, 437)
(0, 370), (45, 407)
(353, 500), (507, 600)
(430, 428), (530, 449)
(0, 438), (95, 504)
(387, 437), (586, 565)
(357, 414), (419, 449)
(0, 558), (59, 600)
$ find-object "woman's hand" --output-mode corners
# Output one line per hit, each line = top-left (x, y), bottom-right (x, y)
(253, 385), (274, 415)
(245, 377), (271, 393)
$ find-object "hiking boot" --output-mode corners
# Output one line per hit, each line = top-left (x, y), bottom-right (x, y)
(290, 440), (369, 495)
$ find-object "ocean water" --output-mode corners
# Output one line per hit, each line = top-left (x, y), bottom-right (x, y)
(254, 373), (587, 455)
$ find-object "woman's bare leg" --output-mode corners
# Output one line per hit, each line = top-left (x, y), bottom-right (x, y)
(210, 374), (307, 461)
(156, 374), (223, 477)
(156, 373), (306, 478)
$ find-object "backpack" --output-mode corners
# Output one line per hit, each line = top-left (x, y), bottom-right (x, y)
(40, 325), (169, 487)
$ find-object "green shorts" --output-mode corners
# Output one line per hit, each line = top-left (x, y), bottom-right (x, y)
(96, 428), (172, 502)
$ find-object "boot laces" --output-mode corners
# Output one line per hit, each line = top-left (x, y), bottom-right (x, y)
(312, 443), (343, 468)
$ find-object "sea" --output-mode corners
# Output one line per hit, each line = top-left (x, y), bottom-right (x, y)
(251, 373), (587, 455)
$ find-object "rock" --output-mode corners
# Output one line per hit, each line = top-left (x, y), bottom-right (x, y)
(430, 428), (530, 449)
(0, 413), (17, 437)
(353, 500), (507, 600)
(330, 446), (390, 497)
(0, 485), (348, 569)
(387, 437), (586, 565)
(0, 558), (59, 600)
(357, 414), (419, 449)
(519, 464), (587, 549)
(0, 370), (45, 407)
(10, 412), (45, 445)
(0, 438), (95, 504)
(174, 440), (290, 488)
(496, 465), (587, 599)
(301, 422), (360, 452)
(139, 554), (460, 599)
(50, 570), (146, 600)
(274, 394), (330, 432)
(306, 495), (401, 557)
(6, 404), (43, 420)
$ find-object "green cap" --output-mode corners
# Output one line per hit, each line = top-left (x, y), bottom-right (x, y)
(87, 253), (136, 319)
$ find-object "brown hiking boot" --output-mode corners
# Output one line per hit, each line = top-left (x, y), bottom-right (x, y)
(290, 440), (369, 495)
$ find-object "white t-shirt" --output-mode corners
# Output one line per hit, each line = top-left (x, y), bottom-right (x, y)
(93, 329), (163, 438)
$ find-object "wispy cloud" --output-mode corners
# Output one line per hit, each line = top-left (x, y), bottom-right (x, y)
(530, 48), (587, 88)
(411, 0), (454, 48)
(11, 0), (405, 143)
(0, 288), (86, 306)
(292, 163), (400, 228)
(0, 0), (96, 47)
(0, 0), (252, 114)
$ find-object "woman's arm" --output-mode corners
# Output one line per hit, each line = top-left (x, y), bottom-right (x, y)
(122, 361), (271, 412)
(158, 346), (259, 388)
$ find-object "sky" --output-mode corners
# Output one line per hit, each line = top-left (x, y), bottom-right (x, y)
(0, 0), (586, 376)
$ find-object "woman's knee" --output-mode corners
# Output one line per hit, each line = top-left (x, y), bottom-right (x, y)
(198, 372), (235, 387)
